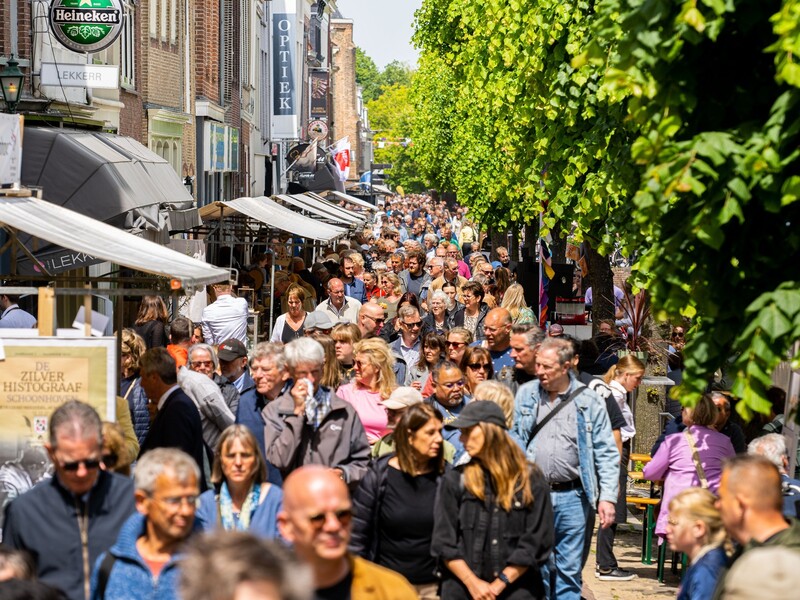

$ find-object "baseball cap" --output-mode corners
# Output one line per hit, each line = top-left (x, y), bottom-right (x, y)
(217, 339), (248, 361)
(449, 401), (507, 430)
(324, 253), (340, 263)
(548, 323), (564, 337)
(383, 387), (424, 410)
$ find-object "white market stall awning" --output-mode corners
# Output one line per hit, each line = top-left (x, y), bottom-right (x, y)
(303, 192), (368, 223)
(327, 190), (377, 211)
(0, 196), (229, 288)
(276, 193), (364, 227)
(219, 196), (347, 242)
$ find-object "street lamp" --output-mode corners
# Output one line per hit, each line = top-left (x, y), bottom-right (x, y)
(0, 55), (24, 114)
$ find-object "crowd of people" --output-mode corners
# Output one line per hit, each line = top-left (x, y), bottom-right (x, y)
(1, 194), (799, 600)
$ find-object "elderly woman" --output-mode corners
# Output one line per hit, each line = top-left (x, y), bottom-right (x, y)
(352, 403), (446, 599)
(666, 488), (728, 600)
(196, 425), (282, 539)
(422, 290), (449, 335)
(188, 343), (240, 416)
(643, 394), (735, 539)
(447, 281), (489, 339)
(460, 346), (494, 396)
(120, 328), (151, 445)
(331, 322), (362, 383)
(433, 401), (554, 599)
(501, 283), (536, 325)
(336, 338), (397, 445)
(271, 284), (308, 343)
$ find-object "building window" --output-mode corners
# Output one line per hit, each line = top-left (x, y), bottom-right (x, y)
(121, 1), (136, 88)
(151, 136), (182, 176)
(160, 0), (167, 41)
(170, 0), (177, 44)
(149, 0), (157, 38)
(241, 0), (250, 87)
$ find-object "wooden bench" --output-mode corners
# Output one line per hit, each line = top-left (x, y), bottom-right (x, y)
(627, 496), (660, 564)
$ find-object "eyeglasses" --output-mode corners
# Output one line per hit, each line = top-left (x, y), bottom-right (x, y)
(354, 359), (371, 368)
(467, 363), (491, 371)
(446, 341), (466, 348)
(59, 458), (102, 472)
(365, 314), (385, 324)
(437, 379), (465, 389)
(191, 360), (213, 368)
(308, 508), (353, 528)
(153, 494), (199, 508)
(462, 294), (475, 300)
(403, 321), (422, 328)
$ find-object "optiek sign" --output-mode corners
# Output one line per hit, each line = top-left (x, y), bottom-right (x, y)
(49, 0), (124, 54)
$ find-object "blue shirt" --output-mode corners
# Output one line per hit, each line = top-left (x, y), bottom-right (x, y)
(0, 304), (36, 328)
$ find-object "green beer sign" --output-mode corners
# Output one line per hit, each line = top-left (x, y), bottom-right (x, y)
(49, 0), (124, 53)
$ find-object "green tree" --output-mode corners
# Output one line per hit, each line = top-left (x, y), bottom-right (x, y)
(355, 47), (382, 103)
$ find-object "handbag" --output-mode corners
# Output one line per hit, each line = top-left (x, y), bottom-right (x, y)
(683, 428), (710, 489)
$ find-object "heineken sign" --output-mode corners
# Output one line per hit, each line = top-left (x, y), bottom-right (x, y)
(49, 0), (124, 53)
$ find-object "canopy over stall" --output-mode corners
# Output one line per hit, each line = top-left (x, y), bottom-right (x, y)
(0, 196), (228, 290)
(327, 190), (377, 212)
(275, 193), (365, 228)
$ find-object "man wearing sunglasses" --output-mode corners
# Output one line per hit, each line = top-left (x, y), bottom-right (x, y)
(390, 306), (424, 386)
(3, 401), (135, 600)
(425, 361), (471, 462)
(278, 466), (416, 600)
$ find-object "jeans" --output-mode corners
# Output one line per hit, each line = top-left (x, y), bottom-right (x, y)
(542, 488), (592, 600)
(596, 442), (629, 570)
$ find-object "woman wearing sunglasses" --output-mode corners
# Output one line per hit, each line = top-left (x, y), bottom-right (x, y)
(195, 425), (282, 539)
(460, 346), (494, 396)
(336, 338), (397, 446)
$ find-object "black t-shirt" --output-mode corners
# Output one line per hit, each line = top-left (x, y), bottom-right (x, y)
(315, 571), (352, 600)
(377, 467), (439, 584)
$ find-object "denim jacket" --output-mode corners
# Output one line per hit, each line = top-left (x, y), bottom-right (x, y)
(511, 373), (620, 507)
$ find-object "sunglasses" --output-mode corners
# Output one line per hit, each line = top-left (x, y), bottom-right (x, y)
(308, 508), (353, 528)
(446, 341), (466, 348)
(467, 363), (491, 371)
(366, 314), (385, 324)
(59, 458), (102, 472)
(403, 321), (422, 328)
(102, 453), (118, 468)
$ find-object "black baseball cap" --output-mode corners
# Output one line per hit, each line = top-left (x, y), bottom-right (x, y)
(449, 401), (507, 430)
(217, 339), (248, 361)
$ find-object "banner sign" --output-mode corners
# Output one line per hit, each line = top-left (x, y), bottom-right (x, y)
(40, 62), (119, 89)
(310, 70), (329, 118)
(48, 0), (125, 54)
(271, 1), (298, 139)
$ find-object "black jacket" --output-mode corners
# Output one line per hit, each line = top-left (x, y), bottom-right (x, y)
(2, 471), (136, 600)
(432, 465), (554, 599)
(447, 302), (490, 340)
(139, 387), (208, 490)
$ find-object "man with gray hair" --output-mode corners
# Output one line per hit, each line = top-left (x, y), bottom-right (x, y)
(90, 448), (200, 599)
(3, 401), (135, 600)
(263, 337), (370, 486)
(748, 433), (800, 518)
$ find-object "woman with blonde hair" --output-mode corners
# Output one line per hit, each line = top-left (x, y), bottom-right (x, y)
(472, 380), (514, 429)
(596, 354), (645, 579)
(270, 283), (307, 343)
(501, 283), (536, 325)
(379, 273), (403, 321)
(433, 401), (553, 599)
(120, 328), (151, 444)
(331, 322), (362, 383)
(336, 338), (397, 445)
(666, 488), (727, 600)
(313, 334), (342, 390)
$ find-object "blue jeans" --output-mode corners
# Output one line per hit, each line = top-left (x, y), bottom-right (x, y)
(542, 488), (592, 600)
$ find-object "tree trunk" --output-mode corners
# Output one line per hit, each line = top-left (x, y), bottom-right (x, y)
(549, 220), (567, 264)
(585, 240), (614, 332)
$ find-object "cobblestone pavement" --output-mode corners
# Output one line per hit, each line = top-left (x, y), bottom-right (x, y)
(581, 525), (681, 600)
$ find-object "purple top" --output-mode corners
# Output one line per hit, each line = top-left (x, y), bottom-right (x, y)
(643, 425), (735, 536)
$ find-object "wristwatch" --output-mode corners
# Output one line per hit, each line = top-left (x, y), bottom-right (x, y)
(498, 573), (511, 586)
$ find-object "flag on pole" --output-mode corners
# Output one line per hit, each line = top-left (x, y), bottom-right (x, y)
(330, 137), (351, 182)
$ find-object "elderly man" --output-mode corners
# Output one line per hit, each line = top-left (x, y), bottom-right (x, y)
(509, 323), (545, 386)
(425, 256), (444, 287)
(715, 455), (800, 598)
(316, 278), (361, 325)
(187, 343), (240, 417)
(390, 305), (423, 386)
(357, 302), (386, 339)
(3, 401), (135, 600)
(90, 448), (200, 600)
(201, 282), (249, 346)
(511, 338), (619, 600)
(429, 258), (468, 295)
(425, 361), (471, 461)
(263, 338), (370, 486)
(278, 466), (416, 599)
(748, 434), (800, 518)
(138, 349), (208, 491)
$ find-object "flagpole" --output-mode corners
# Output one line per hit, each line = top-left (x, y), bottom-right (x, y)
(538, 213), (543, 327)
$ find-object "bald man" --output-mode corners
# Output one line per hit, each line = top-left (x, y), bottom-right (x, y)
(714, 455), (800, 598)
(277, 466), (417, 599)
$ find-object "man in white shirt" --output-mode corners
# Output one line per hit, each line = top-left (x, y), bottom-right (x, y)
(315, 278), (361, 325)
(0, 293), (37, 329)
(201, 282), (249, 345)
